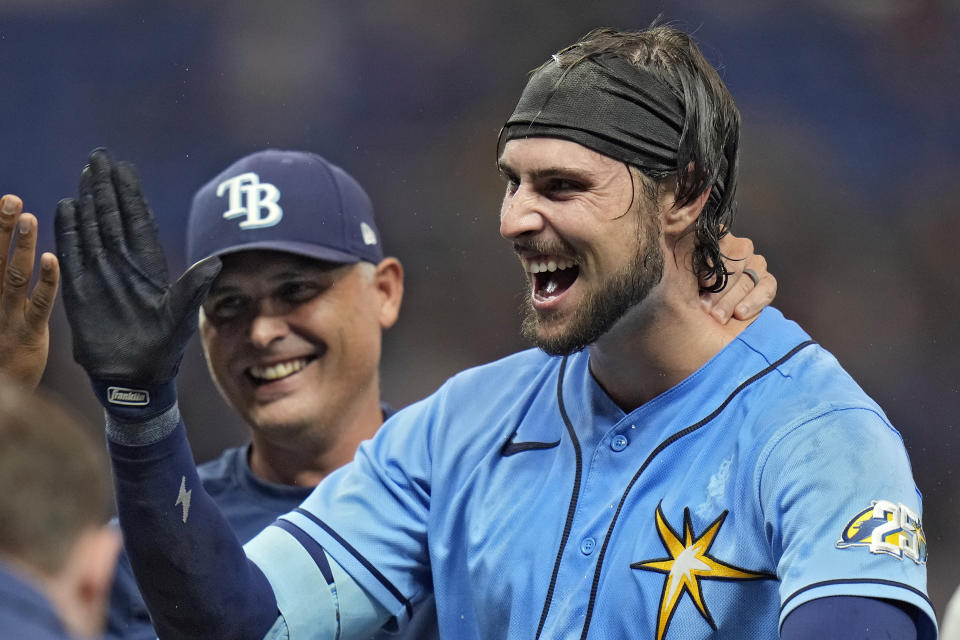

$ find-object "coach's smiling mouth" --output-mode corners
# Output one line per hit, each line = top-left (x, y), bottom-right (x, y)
(247, 357), (316, 384)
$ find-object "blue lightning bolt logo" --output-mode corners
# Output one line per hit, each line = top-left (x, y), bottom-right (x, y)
(175, 476), (192, 524)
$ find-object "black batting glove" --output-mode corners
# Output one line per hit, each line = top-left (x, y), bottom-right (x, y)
(54, 149), (221, 421)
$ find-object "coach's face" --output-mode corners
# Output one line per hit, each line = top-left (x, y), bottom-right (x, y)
(198, 250), (400, 438)
(498, 137), (664, 355)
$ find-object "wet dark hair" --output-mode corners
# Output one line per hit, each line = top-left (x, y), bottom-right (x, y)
(551, 25), (740, 292)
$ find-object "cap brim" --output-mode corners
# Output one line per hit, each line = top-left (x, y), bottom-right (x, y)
(194, 240), (366, 267)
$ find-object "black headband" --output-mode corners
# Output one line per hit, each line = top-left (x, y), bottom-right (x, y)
(502, 53), (684, 173)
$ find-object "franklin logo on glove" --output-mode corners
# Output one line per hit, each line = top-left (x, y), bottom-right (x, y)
(107, 387), (150, 406)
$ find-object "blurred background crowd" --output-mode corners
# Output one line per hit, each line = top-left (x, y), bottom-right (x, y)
(2, 0), (958, 621)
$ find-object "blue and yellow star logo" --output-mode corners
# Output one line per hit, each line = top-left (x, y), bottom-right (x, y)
(631, 504), (775, 640)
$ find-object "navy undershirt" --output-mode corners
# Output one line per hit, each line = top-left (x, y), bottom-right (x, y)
(781, 595), (919, 639)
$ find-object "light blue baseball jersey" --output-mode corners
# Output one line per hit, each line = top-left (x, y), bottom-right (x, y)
(248, 308), (936, 639)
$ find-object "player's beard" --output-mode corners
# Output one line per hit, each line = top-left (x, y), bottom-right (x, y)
(521, 227), (664, 357)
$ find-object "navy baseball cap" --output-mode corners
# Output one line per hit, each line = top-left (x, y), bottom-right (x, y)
(186, 149), (383, 267)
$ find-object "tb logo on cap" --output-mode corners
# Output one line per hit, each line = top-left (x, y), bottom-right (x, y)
(217, 172), (283, 229)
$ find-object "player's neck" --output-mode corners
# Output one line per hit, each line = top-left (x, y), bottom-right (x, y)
(247, 393), (384, 487)
(588, 270), (747, 413)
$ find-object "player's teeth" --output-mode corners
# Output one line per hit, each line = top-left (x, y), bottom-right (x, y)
(527, 258), (575, 273)
(250, 358), (308, 381)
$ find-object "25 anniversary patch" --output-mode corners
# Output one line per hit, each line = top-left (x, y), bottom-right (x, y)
(836, 499), (927, 564)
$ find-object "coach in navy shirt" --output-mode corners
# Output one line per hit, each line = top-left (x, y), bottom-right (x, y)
(103, 150), (439, 639)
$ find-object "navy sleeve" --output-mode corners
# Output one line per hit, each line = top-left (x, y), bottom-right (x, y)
(108, 416), (279, 639)
(780, 595), (920, 639)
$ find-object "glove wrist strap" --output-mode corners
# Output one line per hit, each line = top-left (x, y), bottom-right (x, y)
(90, 378), (178, 422)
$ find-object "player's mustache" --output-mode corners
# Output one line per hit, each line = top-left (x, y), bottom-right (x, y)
(512, 238), (578, 259)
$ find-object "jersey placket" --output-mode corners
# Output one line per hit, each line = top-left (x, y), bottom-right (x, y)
(534, 352), (670, 639)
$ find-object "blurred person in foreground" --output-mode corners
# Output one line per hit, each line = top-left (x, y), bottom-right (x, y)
(102, 149), (773, 639)
(0, 193), (60, 389)
(0, 380), (120, 639)
(51, 24), (914, 639)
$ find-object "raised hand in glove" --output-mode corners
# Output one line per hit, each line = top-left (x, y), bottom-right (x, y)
(55, 149), (221, 420)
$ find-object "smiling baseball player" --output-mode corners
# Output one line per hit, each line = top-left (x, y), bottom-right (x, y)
(55, 24), (934, 640)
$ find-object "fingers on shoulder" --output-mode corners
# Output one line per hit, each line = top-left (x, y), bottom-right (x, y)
(732, 272), (777, 321)
(742, 250), (767, 276)
(707, 271), (753, 323)
(719, 232), (754, 261)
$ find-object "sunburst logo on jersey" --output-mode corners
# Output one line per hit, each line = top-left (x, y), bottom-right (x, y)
(631, 504), (775, 640)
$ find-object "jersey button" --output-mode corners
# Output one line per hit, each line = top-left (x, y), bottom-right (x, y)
(580, 537), (596, 555)
(611, 435), (629, 452)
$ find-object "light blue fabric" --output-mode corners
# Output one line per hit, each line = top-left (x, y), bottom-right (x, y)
(262, 616), (290, 640)
(245, 527), (344, 640)
(257, 308), (934, 639)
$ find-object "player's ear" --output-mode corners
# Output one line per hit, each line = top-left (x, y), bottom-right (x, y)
(660, 186), (710, 236)
(373, 257), (403, 329)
